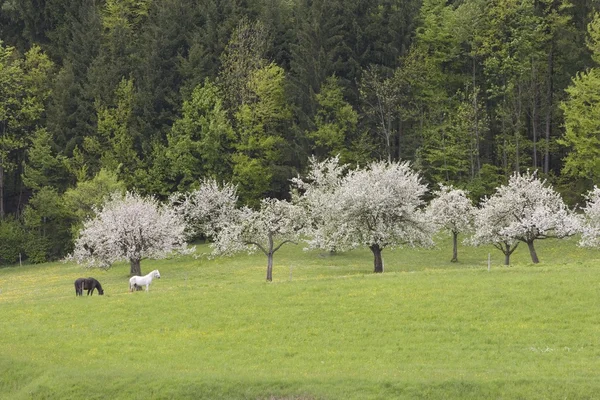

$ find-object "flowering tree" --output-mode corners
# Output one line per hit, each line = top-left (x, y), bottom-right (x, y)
(295, 159), (434, 273)
(579, 186), (600, 248)
(291, 156), (347, 252)
(70, 191), (189, 276)
(471, 198), (520, 266)
(471, 171), (580, 265)
(169, 178), (238, 241)
(211, 198), (305, 281)
(427, 185), (475, 262)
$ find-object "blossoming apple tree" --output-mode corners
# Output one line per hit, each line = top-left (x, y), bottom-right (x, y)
(169, 178), (238, 241)
(70, 191), (189, 276)
(291, 156), (347, 252)
(295, 158), (435, 273)
(427, 185), (475, 262)
(211, 198), (305, 281)
(471, 171), (579, 265)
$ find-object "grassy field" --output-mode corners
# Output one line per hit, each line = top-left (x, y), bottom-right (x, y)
(1, 237), (600, 399)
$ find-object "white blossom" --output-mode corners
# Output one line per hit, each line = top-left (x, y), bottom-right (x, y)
(427, 184), (475, 262)
(69, 191), (191, 275)
(428, 184), (475, 235)
(211, 197), (306, 281)
(169, 178), (238, 240)
(291, 156), (347, 252)
(295, 158), (435, 272)
(579, 186), (600, 248)
(471, 171), (580, 264)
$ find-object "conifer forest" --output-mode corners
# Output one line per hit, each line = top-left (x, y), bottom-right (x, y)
(1, 0), (600, 263)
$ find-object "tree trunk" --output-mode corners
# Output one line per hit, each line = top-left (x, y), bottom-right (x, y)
(544, 45), (554, 174)
(472, 56), (480, 178)
(451, 232), (458, 262)
(503, 242), (511, 266)
(502, 242), (519, 266)
(130, 259), (142, 277)
(515, 83), (522, 172)
(532, 60), (538, 169)
(266, 252), (273, 282)
(0, 163), (4, 218)
(527, 240), (539, 264)
(397, 119), (402, 160)
(370, 244), (384, 273)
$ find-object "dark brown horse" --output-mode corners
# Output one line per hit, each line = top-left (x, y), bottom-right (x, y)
(74, 277), (104, 296)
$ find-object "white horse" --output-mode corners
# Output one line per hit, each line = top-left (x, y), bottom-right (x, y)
(129, 269), (161, 292)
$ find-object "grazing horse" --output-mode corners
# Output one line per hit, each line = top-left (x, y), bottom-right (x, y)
(129, 269), (161, 292)
(74, 277), (104, 296)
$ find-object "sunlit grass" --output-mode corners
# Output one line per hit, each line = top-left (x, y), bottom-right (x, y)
(1, 237), (600, 399)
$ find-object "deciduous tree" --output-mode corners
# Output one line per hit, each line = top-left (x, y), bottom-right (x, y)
(70, 191), (189, 276)
(232, 63), (294, 205)
(291, 156), (347, 253)
(427, 185), (475, 262)
(560, 13), (600, 185)
(211, 198), (305, 282)
(308, 76), (360, 163)
(166, 79), (234, 190)
(471, 171), (579, 264)
(0, 43), (53, 217)
(170, 178), (238, 241)
(295, 158), (434, 273)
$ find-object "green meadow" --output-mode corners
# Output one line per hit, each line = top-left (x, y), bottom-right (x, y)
(1, 237), (600, 399)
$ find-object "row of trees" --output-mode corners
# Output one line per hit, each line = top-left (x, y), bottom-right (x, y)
(70, 158), (600, 281)
(3, 1), (600, 264)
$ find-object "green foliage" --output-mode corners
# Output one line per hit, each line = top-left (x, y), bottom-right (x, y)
(233, 63), (294, 204)
(219, 17), (268, 111)
(21, 232), (50, 264)
(22, 186), (75, 262)
(289, 0), (347, 122)
(559, 13), (600, 185)
(62, 168), (126, 237)
(22, 128), (68, 191)
(132, 140), (175, 197)
(103, 0), (151, 32)
(559, 68), (600, 183)
(93, 77), (141, 187)
(0, 43), (53, 171)
(586, 12), (600, 64)
(465, 163), (506, 203)
(132, 0), (204, 144)
(0, 42), (53, 215)
(308, 76), (360, 162)
(167, 79), (234, 190)
(0, 216), (24, 264)
(422, 89), (489, 185)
